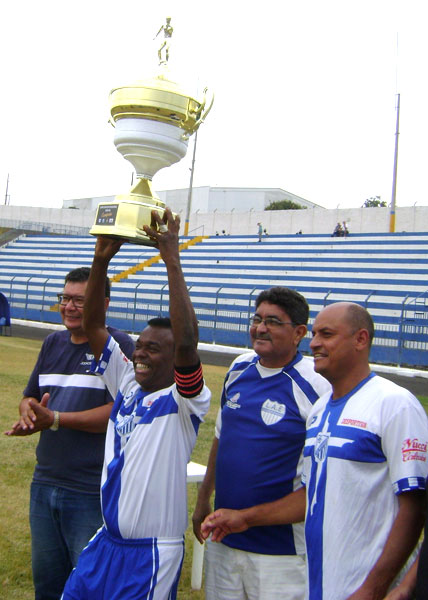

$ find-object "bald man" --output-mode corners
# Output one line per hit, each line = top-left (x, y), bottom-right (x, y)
(202, 302), (428, 600)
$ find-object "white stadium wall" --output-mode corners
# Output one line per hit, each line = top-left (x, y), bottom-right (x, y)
(1, 204), (428, 237)
(189, 206), (425, 236)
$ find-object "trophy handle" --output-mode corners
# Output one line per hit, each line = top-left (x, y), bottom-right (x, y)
(182, 87), (215, 140)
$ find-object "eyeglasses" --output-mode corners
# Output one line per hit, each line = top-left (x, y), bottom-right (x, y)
(57, 294), (85, 308)
(249, 316), (295, 328)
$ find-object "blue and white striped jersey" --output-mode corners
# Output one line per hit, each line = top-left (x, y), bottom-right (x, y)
(25, 327), (135, 494)
(303, 373), (428, 600)
(92, 335), (211, 540)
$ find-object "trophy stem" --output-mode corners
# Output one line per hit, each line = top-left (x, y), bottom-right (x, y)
(130, 177), (153, 197)
(129, 178), (163, 207)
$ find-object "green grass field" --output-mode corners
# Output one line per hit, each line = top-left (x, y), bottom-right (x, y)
(1, 336), (427, 599)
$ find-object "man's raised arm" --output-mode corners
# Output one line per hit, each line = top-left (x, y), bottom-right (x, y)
(83, 237), (124, 361)
(143, 208), (199, 368)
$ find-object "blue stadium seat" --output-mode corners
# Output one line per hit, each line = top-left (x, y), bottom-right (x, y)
(1, 231), (428, 366)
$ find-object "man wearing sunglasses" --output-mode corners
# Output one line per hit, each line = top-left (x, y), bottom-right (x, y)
(193, 286), (330, 599)
(5, 266), (134, 600)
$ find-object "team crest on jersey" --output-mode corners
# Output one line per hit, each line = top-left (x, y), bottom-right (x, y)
(116, 413), (136, 438)
(261, 399), (285, 425)
(314, 432), (330, 463)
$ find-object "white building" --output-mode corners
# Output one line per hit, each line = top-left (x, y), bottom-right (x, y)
(156, 186), (321, 213)
(62, 186), (321, 214)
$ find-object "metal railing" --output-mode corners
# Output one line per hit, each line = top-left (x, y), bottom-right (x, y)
(4, 279), (428, 368)
(0, 218), (90, 237)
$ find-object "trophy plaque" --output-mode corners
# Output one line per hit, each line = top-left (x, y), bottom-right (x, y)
(90, 18), (213, 245)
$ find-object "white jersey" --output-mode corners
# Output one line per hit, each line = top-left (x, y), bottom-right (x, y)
(92, 335), (211, 540)
(302, 373), (428, 600)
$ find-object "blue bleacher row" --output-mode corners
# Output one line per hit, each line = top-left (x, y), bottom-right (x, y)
(1, 231), (428, 368)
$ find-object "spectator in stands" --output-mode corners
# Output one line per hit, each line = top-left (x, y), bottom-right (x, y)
(331, 222), (343, 237)
(192, 286), (331, 599)
(257, 222), (263, 242)
(201, 302), (428, 600)
(61, 208), (211, 599)
(263, 228), (269, 236)
(342, 220), (349, 237)
(5, 267), (135, 600)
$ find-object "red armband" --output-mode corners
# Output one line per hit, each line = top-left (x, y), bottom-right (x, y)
(175, 362), (204, 398)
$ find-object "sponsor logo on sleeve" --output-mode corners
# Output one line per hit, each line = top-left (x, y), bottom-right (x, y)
(401, 438), (428, 462)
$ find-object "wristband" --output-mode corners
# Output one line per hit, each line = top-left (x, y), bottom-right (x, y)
(50, 410), (60, 431)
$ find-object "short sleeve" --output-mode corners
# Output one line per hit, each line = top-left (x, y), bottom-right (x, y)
(381, 393), (428, 494)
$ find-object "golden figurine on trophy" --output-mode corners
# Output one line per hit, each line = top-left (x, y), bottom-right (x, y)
(154, 17), (173, 65)
(90, 18), (213, 246)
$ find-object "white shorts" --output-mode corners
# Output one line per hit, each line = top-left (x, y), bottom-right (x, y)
(204, 539), (306, 600)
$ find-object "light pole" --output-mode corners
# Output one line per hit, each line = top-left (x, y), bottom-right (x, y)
(4, 173), (10, 205)
(184, 130), (198, 236)
(389, 93), (400, 232)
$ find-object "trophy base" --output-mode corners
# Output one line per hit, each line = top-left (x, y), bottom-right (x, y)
(90, 200), (165, 246)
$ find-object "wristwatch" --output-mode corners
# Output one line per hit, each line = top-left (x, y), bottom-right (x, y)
(50, 410), (60, 431)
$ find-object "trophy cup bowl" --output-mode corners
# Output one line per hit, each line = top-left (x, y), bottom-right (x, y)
(90, 72), (212, 246)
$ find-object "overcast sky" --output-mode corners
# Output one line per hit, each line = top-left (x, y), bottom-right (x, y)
(1, 0), (426, 210)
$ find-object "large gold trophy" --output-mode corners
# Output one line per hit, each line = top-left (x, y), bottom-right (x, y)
(90, 18), (213, 245)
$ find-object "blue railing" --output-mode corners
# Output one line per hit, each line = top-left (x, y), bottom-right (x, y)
(4, 276), (428, 368)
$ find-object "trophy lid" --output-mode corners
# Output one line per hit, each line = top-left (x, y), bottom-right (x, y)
(109, 73), (206, 135)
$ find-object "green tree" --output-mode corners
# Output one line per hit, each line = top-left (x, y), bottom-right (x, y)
(363, 196), (387, 208)
(265, 200), (307, 211)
